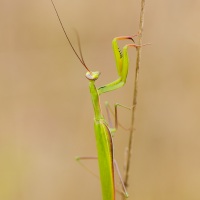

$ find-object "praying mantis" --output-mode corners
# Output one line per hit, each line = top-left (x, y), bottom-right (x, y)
(50, 0), (149, 199)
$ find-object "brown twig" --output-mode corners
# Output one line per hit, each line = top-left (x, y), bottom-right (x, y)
(121, 0), (146, 199)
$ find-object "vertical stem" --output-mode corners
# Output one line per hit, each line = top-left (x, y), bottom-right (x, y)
(121, 0), (146, 199)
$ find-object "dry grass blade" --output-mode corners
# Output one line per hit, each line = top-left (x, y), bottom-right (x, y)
(121, 0), (146, 199)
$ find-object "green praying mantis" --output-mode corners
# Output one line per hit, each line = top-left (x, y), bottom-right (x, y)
(50, 1), (149, 199)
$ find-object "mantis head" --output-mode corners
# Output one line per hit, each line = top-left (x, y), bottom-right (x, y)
(86, 71), (100, 81)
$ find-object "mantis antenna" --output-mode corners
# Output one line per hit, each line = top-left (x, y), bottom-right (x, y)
(50, 0), (91, 72)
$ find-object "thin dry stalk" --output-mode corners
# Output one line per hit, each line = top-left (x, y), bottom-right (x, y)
(121, 0), (146, 199)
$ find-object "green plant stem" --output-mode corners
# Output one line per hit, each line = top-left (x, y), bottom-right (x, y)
(121, 0), (146, 199)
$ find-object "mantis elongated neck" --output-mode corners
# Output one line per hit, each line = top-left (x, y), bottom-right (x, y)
(89, 80), (103, 120)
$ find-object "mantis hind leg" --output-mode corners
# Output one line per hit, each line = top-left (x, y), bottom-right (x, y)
(75, 156), (99, 179)
(76, 156), (129, 198)
(114, 159), (129, 198)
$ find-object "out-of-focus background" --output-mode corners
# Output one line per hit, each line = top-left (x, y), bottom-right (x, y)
(0, 0), (200, 199)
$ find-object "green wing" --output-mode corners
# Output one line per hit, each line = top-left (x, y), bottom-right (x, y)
(94, 120), (115, 200)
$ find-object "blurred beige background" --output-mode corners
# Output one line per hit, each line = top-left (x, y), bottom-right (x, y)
(0, 0), (200, 200)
